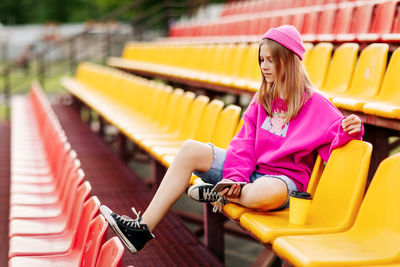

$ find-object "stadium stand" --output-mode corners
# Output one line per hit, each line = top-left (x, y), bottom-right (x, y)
(169, 0), (400, 43)
(6, 0), (400, 266)
(8, 83), (222, 266)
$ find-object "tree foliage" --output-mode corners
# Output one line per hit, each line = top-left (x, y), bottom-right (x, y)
(0, 0), (224, 25)
(0, 0), (132, 25)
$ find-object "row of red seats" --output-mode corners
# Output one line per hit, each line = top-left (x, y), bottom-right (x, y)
(169, 0), (400, 43)
(220, 0), (356, 17)
(8, 83), (124, 267)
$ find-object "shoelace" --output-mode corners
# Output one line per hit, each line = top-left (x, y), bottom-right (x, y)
(202, 187), (225, 213)
(213, 195), (225, 213)
(203, 187), (220, 202)
(115, 207), (142, 228)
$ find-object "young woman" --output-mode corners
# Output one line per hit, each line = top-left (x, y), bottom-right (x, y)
(100, 25), (363, 254)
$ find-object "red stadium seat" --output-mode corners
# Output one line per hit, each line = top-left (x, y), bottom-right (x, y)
(9, 213), (106, 267)
(95, 237), (124, 267)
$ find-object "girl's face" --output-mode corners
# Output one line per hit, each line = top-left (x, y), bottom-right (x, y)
(259, 44), (276, 84)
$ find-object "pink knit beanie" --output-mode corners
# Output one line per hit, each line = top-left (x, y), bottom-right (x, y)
(261, 25), (305, 61)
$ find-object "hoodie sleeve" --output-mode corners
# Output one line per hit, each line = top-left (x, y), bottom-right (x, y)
(222, 101), (258, 183)
(317, 115), (365, 162)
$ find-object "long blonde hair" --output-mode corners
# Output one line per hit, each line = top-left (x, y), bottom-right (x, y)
(257, 39), (313, 122)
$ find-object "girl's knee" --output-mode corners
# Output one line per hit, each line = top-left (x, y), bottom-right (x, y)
(240, 182), (287, 210)
(178, 140), (213, 170)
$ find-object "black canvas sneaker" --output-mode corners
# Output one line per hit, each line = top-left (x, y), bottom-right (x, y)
(100, 205), (154, 254)
(187, 183), (225, 212)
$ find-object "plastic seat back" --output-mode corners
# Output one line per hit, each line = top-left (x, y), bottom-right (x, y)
(320, 43), (359, 94)
(178, 95), (209, 140)
(368, 1), (397, 34)
(290, 13), (305, 33)
(372, 47), (400, 101)
(216, 44), (236, 76)
(66, 177), (91, 230)
(348, 2), (374, 35)
(258, 17), (272, 35)
(230, 43), (251, 79)
(332, 3), (354, 35)
(186, 45), (207, 71)
(308, 140), (372, 228)
(246, 43), (263, 83)
(166, 91), (195, 134)
(211, 105), (241, 149)
(80, 215), (108, 267)
(194, 99), (224, 143)
(72, 196), (101, 253)
(158, 88), (184, 129)
(316, 6), (336, 35)
(95, 237), (124, 267)
(194, 45), (210, 71)
(302, 10), (318, 35)
(128, 80), (156, 119)
(208, 44), (229, 75)
(305, 43), (333, 88)
(349, 153), (400, 237)
(148, 85), (173, 125)
(392, 3), (400, 33)
(302, 43), (314, 67)
(198, 45), (216, 72)
(346, 43), (388, 98)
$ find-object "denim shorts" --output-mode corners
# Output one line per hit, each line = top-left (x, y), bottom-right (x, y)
(193, 143), (298, 210)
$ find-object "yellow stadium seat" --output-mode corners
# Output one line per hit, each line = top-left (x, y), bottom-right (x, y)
(145, 95), (210, 160)
(211, 104), (241, 149)
(362, 47), (400, 119)
(160, 99), (224, 167)
(305, 43), (333, 89)
(302, 43), (314, 67)
(273, 153), (400, 267)
(194, 44), (224, 82)
(161, 103), (239, 183)
(118, 83), (173, 135)
(206, 44), (237, 84)
(125, 88), (184, 139)
(217, 43), (251, 87)
(319, 43), (359, 101)
(223, 154), (324, 221)
(331, 43), (389, 111)
(240, 43), (262, 92)
(132, 90), (195, 144)
(239, 140), (372, 244)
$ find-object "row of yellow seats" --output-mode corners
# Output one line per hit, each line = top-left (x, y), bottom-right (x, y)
(65, 62), (242, 185)
(309, 42), (400, 119)
(273, 151), (400, 267)
(113, 42), (309, 92)
(118, 41), (400, 120)
(114, 42), (263, 92)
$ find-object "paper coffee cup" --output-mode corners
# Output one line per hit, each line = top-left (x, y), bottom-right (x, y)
(289, 191), (312, 225)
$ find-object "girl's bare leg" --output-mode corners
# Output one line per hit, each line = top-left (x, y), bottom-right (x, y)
(141, 140), (214, 231)
(228, 177), (288, 211)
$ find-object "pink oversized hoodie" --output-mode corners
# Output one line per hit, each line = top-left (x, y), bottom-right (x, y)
(223, 91), (364, 191)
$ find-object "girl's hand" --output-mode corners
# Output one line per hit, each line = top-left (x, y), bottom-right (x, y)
(219, 179), (242, 199)
(342, 114), (362, 135)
